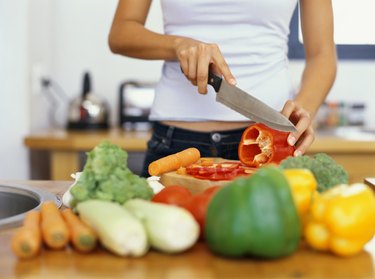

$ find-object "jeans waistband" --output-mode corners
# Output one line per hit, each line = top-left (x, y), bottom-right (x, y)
(152, 122), (248, 144)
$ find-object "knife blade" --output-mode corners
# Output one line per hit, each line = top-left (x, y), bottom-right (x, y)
(208, 72), (297, 132)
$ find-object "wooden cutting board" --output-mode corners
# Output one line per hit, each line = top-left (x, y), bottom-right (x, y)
(159, 157), (240, 194)
(160, 171), (230, 194)
(364, 178), (375, 191)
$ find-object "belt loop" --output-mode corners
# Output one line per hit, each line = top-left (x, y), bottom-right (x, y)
(163, 126), (175, 147)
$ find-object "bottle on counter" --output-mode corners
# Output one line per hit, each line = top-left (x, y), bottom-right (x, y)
(338, 102), (349, 127)
(325, 101), (339, 128)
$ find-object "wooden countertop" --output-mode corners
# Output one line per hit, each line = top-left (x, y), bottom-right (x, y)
(23, 127), (375, 153)
(24, 128), (151, 152)
(1, 180), (375, 279)
(23, 127), (375, 181)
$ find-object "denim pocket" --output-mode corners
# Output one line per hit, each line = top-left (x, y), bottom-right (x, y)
(147, 134), (172, 156)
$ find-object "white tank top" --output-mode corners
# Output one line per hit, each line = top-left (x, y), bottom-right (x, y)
(150, 0), (298, 122)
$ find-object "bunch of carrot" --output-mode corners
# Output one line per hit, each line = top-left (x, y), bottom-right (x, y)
(11, 201), (98, 259)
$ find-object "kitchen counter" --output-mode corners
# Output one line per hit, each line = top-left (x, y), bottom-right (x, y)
(24, 127), (375, 181)
(1, 180), (375, 279)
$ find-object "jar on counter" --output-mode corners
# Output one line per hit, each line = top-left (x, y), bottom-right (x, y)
(348, 103), (366, 126)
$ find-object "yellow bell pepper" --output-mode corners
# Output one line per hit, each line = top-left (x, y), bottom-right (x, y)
(283, 169), (318, 221)
(304, 183), (375, 257)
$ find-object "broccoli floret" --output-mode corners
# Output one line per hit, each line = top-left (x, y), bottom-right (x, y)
(279, 153), (349, 192)
(70, 171), (96, 201)
(70, 141), (153, 206)
(88, 141), (128, 181)
(96, 168), (152, 204)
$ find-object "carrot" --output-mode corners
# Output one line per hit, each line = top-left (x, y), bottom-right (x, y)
(61, 208), (98, 253)
(11, 210), (42, 259)
(148, 147), (201, 176)
(40, 201), (69, 250)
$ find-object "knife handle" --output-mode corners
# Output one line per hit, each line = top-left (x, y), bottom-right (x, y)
(180, 66), (222, 92)
(207, 72), (222, 92)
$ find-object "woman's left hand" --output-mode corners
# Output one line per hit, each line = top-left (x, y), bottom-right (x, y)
(281, 100), (315, 157)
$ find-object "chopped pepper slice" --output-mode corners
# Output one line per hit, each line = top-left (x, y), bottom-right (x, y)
(185, 162), (255, 181)
(304, 183), (375, 257)
(238, 123), (295, 167)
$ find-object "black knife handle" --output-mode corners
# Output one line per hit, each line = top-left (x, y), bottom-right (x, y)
(207, 72), (222, 92)
(180, 66), (222, 92)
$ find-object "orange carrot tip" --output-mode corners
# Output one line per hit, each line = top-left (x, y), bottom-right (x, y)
(11, 210), (42, 259)
(62, 208), (98, 253)
(40, 201), (69, 250)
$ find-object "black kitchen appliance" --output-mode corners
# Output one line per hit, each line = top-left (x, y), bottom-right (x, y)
(118, 80), (155, 130)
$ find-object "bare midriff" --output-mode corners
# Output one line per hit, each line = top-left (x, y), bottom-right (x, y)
(161, 121), (253, 132)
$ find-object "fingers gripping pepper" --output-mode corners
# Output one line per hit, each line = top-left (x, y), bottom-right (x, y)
(304, 183), (375, 257)
(238, 123), (295, 167)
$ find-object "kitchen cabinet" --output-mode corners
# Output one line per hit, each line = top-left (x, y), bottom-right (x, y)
(24, 128), (375, 182)
(1, 180), (374, 279)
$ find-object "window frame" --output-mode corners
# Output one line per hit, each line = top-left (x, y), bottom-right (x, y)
(288, 6), (375, 60)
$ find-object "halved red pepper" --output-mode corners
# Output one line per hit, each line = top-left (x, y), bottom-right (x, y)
(238, 123), (295, 167)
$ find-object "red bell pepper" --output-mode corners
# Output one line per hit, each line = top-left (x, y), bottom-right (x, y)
(238, 123), (295, 167)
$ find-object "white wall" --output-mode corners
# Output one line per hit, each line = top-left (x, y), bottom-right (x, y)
(30, 0), (164, 129)
(1, 0), (375, 179)
(290, 61), (375, 104)
(0, 0), (30, 179)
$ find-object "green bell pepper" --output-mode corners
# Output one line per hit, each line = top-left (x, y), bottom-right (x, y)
(205, 166), (301, 258)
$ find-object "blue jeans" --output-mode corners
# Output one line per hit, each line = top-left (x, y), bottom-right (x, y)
(141, 122), (248, 177)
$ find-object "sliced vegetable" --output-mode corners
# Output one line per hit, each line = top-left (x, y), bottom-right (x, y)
(124, 199), (199, 253)
(40, 201), (69, 250)
(76, 200), (149, 257)
(148, 147), (200, 176)
(61, 208), (98, 253)
(205, 166), (301, 258)
(11, 211), (42, 259)
(304, 183), (375, 257)
(185, 161), (255, 181)
(238, 123), (295, 167)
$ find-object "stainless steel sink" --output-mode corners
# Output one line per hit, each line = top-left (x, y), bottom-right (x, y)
(0, 184), (61, 229)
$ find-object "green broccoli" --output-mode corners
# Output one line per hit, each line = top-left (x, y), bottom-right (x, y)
(88, 141), (128, 181)
(279, 153), (349, 192)
(70, 141), (153, 206)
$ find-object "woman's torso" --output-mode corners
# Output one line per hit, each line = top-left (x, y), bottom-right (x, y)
(150, 0), (298, 131)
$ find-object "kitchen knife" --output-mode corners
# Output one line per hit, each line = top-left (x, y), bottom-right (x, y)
(208, 72), (297, 132)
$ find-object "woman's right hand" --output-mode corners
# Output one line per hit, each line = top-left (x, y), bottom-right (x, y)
(174, 37), (236, 94)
